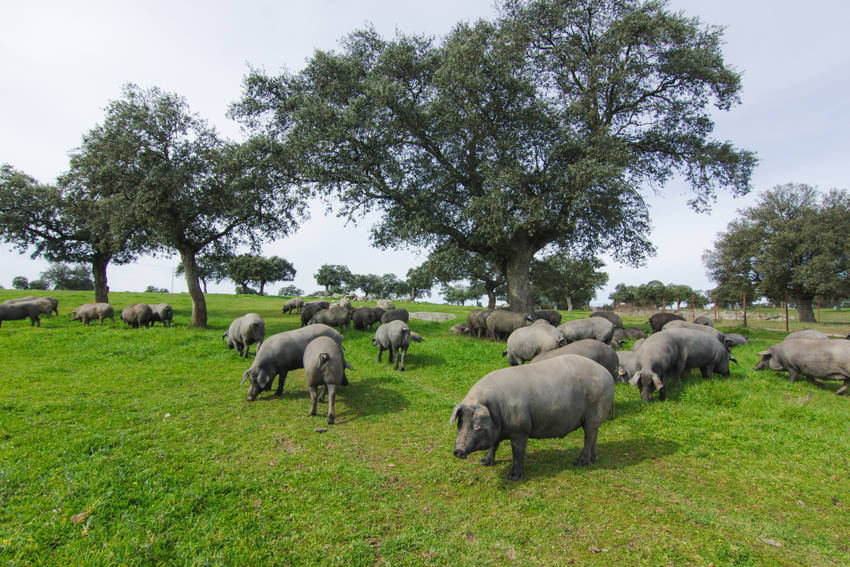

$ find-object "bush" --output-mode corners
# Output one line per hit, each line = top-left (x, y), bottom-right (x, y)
(235, 285), (258, 295)
(145, 285), (169, 293)
(28, 279), (48, 290)
(12, 276), (28, 290)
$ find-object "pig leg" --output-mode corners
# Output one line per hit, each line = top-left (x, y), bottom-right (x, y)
(836, 380), (848, 395)
(274, 371), (288, 396)
(508, 435), (528, 481)
(392, 347), (400, 370)
(573, 425), (598, 466)
(377, 346), (384, 363)
(480, 441), (499, 466)
(326, 383), (337, 425)
(787, 368), (799, 382)
(399, 345), (407, 372)
(309, 386), (319, 416)
(318, 384), (327, 403)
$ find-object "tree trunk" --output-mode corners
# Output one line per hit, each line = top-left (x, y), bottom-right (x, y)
(566, 295), (573, 312)
(484, 282), (497, 309)
(91, 254), (110, 304)
(179, 247), (207, 328)
(259, 281), (266, 295)
(504, 244), (535, 313)
(409, 286), (417, 303)
(795, 293), (816, 323)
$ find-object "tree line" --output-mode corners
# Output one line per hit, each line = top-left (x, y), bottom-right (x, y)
(2, 1), (758, 325)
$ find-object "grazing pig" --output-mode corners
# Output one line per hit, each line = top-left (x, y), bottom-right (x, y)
(616, 350), (639, 383)
(530, 338), (619, 381)
(3, 296), (59, 316)
(630, 327), (736, 402)
(754, 339), (850, 395)
(786, 329), (828, 341)
(224, 313), (265, 358)
(303, 336), (354, 424)
(71, 303), (115, 326)
(450, 355), (614, 480)
(485, 311), (534, 341)
(468, 309), (494, 339)
(662, 320), (728, 345)
(120, 303), (153, 328)
(301, 301), (331, 327)
(533, 309), (563, 326)
(590, 311), (623, 329)
(450, 322), (470, 335)
(725, 333), (749, 347)
(380, 308), (409, 325)
(649, 312), (685, 333)
(149, 303), (173, 327)
(693, 315), (714, 327)
(15, 298), (55, 319)
(502, 320), (566, 365)
(0, 301), (42, 327)
(624, 327), (647, 340)
(610, 327), (627, 349)
(557, 317), (615, 344)
(309, 304), (352, 332)
(372, 320), (423, 371)
(281, 297), (304, 315)
(242, 324), (344, 401)
(352, 306), (382, 331)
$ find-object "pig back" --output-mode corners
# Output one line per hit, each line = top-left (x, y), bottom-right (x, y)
(465, 355), (613, 439)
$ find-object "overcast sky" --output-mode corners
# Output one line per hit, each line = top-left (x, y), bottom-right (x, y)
(2, 1), (848, 304)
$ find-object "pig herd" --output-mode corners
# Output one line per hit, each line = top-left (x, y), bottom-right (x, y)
(4, 292), (848, 481)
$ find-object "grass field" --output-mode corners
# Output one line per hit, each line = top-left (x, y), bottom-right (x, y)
(1, 290), (848, 566)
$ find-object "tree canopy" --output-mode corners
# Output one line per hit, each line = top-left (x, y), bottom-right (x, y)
(530, 254), (608, 310)
(226, 254), (296, 295)
(233, 0), (755, 313)
(704, 183), (850, 321)
(314, 264), (353, 295)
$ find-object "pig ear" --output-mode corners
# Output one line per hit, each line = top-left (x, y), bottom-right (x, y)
(472, 404), (492, 431)
(240, 368), (252, 385)
(729, 355), (738, 365)
(628, 371), (641, 387)
(757, 350), (770, 357)
(651, 374), (664, 390)
(449, 404), (463, 425)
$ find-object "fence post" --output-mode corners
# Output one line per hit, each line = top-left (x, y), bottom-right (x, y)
(713, 296), (718, 322)
(742, 292), (747, 328)
(785, 290), (790, 332)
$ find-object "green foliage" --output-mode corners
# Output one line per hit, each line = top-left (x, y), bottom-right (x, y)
(314, 264), (353, 295)
(144, 286), (169, 293)
(175, 253), (232, 294)
(441, 282), (484, 305)
(530, 254), (607, 310)
(0, 290), (848, 565)
(226, 254), (296, 295)
(347, 273), (383, 299)
(405, 263), (435, 301)
(233, 0), (754, 311)
(420, 245), (505, 308)
(11, 276), (28, 290)
(40, 263), (94, 290)
(27, 279), (47, 290)
(704, 183), (850, 321)
(277, 284), (303, 297)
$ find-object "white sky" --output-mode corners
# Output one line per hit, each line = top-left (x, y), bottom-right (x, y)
(2, 1), (848, 304)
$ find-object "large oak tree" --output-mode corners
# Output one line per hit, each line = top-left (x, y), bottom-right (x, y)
(233, 0), (755, 313)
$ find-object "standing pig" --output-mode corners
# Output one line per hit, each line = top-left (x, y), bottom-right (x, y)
(380, 308), (409, 325)
(372, 320), (423, 371)
(502, 320), (566, 365)
(282, 297), (304, 315)
(71, 303), (115, 326)
(120, 303), (153, 328)
(301, 301), (331, 327)
(303, 336), (354, 424)
(224, 313), (265, 357)
(242, 324), (344, 401)
(557, 317), (615, 344)
(530, 338), (619, 382)
(485, 311), (535, 341)
(450, 355), (614, 480)
(754, 339), (850, 395)
(649, 312), (685, 333)
(149, 303), (173, 327)
(0, 301), (42, 327)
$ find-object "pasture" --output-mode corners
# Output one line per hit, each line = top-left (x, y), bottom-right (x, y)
(1, 290), (848, 566)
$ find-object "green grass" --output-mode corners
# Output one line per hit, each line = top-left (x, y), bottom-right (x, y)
(1, 291), (848, 565)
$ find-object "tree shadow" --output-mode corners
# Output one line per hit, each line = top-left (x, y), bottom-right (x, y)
(491, 436), (679, 484)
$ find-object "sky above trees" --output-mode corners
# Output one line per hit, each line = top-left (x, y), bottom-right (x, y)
(2, 1), (848, 303)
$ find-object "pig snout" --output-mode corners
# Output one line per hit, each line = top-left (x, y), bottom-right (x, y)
(453, 448), (468, 459)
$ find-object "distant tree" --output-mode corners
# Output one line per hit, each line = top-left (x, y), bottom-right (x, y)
(28, 279), (47, 290)
(145, 285), (169, 293)
(634, 280), (668, 310)
(665, 284), (707, 312)
(421, 245), (505, 309)
(405, 264), (435, 302)
(235, 284), (258, 295)
(41, 263), (94, 290)
(315, 264), (352, 296)
(234, 0), (755, 313)
(11, 276), (28, 290)
(227, 254), (296, 295)
(441, 283), (484, 306)
(90, 84), (303, 327)
(704, 184), (850, 322)
(609, 284), (636, 307)
(348, 273), (383, 299)
(378, 273), (406, 299)
(530, 255), (608, 311)
(0, 164), (139, 303)
(278, 285), (304, 297)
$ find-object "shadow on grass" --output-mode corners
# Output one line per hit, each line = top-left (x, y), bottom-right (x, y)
(491, 436), (679, 483)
